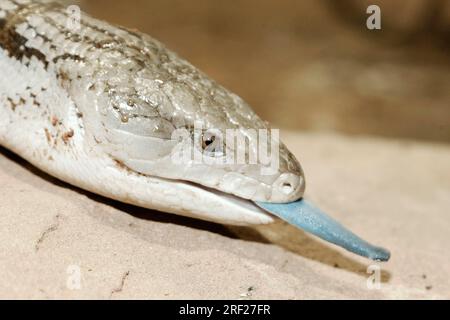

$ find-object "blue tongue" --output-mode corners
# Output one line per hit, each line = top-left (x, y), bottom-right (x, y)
(256, 200), (390, 261)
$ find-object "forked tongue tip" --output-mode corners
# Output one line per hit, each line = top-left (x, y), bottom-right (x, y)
(256, 199), (390, 262)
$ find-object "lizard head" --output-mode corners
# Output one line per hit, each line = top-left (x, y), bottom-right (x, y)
(78, 40), (305, 204)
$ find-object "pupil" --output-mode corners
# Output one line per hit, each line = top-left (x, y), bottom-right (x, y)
(203, 135), (216, 149)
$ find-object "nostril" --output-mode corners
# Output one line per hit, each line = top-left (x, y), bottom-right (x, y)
(271, 173), (304, 202)
(281, 182), (293, 195)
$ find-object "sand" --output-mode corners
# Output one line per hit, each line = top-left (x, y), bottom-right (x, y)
(0, 132), (449, 299)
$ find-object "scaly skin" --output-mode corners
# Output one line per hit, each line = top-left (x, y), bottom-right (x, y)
(0, 0), (305, 225)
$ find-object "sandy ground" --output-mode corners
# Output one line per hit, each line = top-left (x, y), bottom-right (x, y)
(0, 132), (448, 299)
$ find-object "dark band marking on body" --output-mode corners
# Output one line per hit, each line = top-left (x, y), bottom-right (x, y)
(0, 1), (56, 67)
(53, 53), (85, 64)
(0, 26), (49, 67)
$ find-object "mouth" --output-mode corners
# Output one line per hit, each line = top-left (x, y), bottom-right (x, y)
(172, 179), (390, 262)
(168, 178), (275, 226)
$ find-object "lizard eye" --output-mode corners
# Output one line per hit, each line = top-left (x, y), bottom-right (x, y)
(202, 135), (215, 149)
(200, 130), (225, 157)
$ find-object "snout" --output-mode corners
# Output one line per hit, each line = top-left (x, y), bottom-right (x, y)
(270, 173), (305, 203)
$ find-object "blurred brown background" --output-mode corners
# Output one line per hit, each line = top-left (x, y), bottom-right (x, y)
(82, 0), (450, 142)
